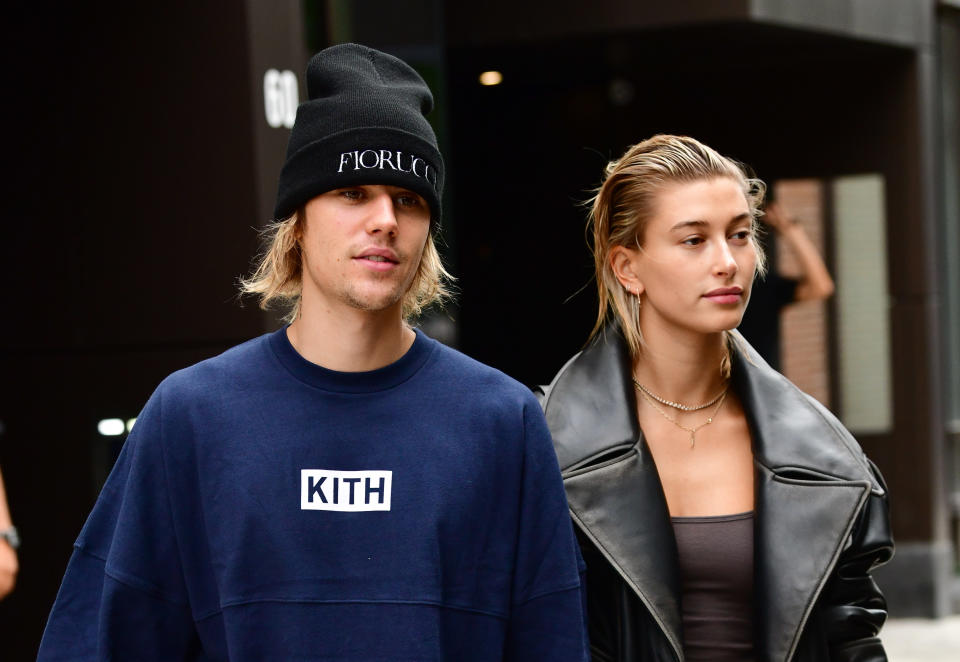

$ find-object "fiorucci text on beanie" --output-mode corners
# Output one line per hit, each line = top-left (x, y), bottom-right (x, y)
(274, 43), (444, 226)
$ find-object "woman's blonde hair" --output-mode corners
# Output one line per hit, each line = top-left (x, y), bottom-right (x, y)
(587, 134), (767, 358)
(239, 209), (453, 323)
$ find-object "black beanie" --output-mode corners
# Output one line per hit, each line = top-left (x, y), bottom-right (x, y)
(274, 43), (444, 226)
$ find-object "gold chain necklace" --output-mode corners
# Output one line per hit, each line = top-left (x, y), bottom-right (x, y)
(632, 379), (726, 411)
(636, 385), (729, 448)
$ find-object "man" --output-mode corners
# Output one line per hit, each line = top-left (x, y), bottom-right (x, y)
(39, 43), (588, 661)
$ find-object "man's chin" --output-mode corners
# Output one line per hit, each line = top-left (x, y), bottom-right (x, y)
(342, 289), (407, 314)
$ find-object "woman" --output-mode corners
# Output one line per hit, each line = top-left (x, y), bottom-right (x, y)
(539, 135), (893, 661)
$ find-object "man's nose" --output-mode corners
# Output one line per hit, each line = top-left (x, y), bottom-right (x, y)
(366, 191), (398, 236)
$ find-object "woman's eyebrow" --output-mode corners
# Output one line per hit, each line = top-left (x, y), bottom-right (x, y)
(669, 219), (709, 232)
(669, 212), (751, 232)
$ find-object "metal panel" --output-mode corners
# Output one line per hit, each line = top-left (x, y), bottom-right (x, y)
(750, 0), (934, 48)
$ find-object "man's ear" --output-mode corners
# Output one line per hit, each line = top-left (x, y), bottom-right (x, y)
(610, 245), (644, 296)
(294, 207), (306, 243)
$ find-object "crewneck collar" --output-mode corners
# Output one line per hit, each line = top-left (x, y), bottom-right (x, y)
(268, 325), (436, 393)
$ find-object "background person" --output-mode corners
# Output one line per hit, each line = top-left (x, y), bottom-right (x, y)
(737, 199), (835, 370)
(539, 134), (892, 661)
(38, 43), (588, 661)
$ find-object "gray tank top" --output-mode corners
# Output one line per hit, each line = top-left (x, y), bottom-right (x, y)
(670, 511), (755, 661)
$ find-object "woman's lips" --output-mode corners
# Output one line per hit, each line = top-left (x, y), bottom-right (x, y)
(703, 287), (743, 304)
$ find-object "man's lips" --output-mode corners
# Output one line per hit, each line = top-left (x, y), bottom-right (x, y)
(703, 287), (743, 304)
(354, 248), (399, 271)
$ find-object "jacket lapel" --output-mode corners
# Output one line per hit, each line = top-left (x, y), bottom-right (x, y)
(543, 329), (684, 660)
(564, 439), (684, 659)
(730, 332), (878, 662)
(754, 465), (870, 661)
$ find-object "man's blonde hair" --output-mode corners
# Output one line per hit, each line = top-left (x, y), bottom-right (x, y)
(239, 209), (453, 323)
(587, 134), (767, 358)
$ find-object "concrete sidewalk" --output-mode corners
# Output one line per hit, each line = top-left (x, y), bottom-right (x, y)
(882, 616), (960, 660)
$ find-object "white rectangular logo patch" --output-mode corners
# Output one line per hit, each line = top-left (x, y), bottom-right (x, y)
(300, 469), (392, 512)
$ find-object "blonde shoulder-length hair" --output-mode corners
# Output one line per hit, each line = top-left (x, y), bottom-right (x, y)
(587, 134), (767, 359)
(239, 209), (453, 323)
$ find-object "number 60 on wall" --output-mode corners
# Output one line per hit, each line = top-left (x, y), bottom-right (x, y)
(263, 69), (299, 129)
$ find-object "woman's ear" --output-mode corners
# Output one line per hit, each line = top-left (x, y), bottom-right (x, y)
(610, 245), (644, 296)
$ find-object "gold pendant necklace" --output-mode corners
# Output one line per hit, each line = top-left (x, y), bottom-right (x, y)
(636, 384), (729, 448)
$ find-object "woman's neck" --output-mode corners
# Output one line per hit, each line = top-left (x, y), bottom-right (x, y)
(632, 324), (729, 405)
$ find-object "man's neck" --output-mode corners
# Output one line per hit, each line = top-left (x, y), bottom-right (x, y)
(286, 302), (415, 373)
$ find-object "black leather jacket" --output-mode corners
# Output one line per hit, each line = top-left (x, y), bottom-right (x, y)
(538, 328), (893, 662)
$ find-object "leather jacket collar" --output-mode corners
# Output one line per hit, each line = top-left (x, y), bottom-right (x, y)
(540, 326), (883, 662)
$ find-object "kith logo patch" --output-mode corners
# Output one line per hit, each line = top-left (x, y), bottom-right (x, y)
(300, 469), (392, 512)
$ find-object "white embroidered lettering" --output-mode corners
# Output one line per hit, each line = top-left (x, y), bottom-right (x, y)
(335, 148), (438, 189)
(411, 157), (425, 178)
(359, 149), (380, 169)
(379, 150), (397, 170)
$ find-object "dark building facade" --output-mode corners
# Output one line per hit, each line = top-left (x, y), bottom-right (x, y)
(1, 0), (958, 657)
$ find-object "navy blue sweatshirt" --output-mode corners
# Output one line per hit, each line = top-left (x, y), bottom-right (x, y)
(38, 328), (588, 661)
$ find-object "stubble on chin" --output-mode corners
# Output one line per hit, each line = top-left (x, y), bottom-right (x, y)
(334, 246), (422, 313)
(338, 272), (412, 313)
(340, 287), (404, 313)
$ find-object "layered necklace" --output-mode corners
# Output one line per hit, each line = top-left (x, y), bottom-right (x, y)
(633, 379), (729, 448)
